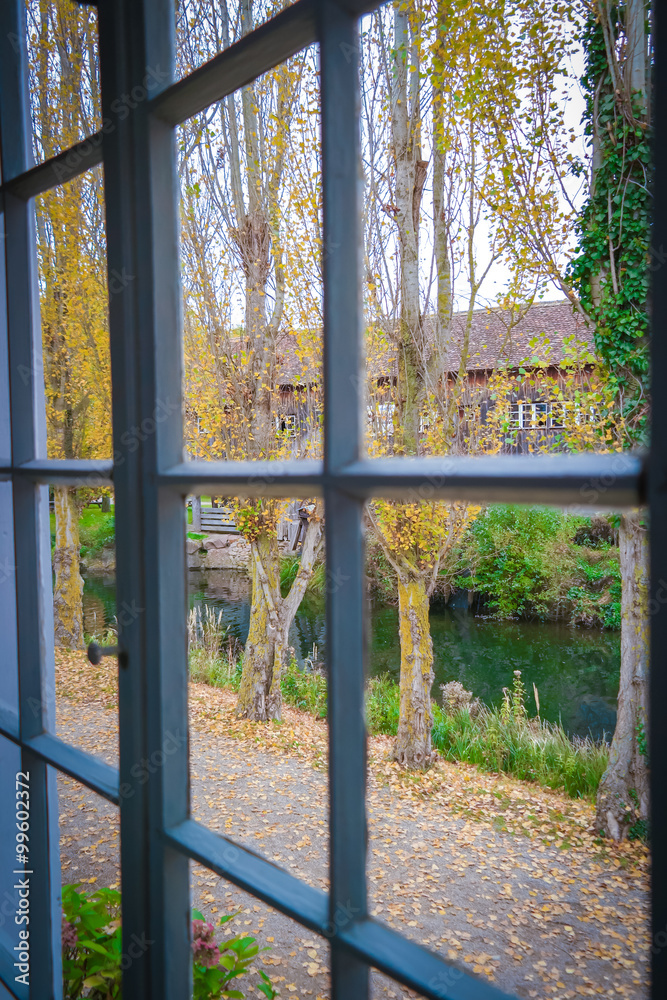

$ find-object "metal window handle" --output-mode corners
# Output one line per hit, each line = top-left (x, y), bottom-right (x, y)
(87, 642), (119, 665)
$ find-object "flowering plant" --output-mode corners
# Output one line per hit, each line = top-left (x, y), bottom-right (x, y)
(191, 908), (277, 1000)
(61, 885), (277, 999)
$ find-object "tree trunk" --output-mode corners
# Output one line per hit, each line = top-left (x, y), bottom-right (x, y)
(237, 532), (283, 721)
(101, 494), (111, 513)
(595, 510), (649, 839)
(236, 511), (323, 722)
(393, 574), (436, 769)
(53, 486), (84, 648)
(391, 3), (425, 455)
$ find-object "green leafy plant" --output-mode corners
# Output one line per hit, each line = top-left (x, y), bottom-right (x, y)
(568, 7), (651, 445)
(191, 910), (277, 1000)
(281, 656), (327, 717)
(61, 885), (124, 999)
(61, 887), (278, 999)
(456, 505), (621, 627)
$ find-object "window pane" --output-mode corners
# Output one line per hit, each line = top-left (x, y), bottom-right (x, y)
(179, 50), (322, 464)
(176, 0), (299, 80)
(35, 168), (112, 463)
(187, 493), (329, 885)
(358, 4), (611, 464)
(54, 485), (118, 749)
(26, 0), (101, 165)
(59, 776), (120, 889)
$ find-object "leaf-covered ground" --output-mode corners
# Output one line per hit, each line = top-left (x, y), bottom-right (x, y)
(55, 650), (649, 999)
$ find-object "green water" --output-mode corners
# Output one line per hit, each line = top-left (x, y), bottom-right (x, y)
(83, 571), (619, 741)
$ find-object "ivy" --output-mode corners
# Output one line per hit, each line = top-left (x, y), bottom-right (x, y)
(568, 3), (652, 444)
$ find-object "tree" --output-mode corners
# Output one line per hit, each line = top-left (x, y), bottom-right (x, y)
(569, 0), (651, 840)
(360, 0), (555, 768)
(178, 0), (323, 720)
(453, 0), (651, 838)
(28, 0), (111, 648)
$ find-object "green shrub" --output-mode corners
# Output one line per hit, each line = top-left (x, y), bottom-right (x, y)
(457, 505), (621, 627)
(61, 886), (277, 999)
(78, 513), (116, 559)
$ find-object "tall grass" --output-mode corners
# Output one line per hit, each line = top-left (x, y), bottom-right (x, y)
(430, 672), (608, 799)
(187, 605), (242, 689)
(430, 706), (608, 799)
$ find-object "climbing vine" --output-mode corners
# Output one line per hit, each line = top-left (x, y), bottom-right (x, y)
(568, 2), (652, 444)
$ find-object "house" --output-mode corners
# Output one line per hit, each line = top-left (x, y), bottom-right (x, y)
(187, 300), (596, 456)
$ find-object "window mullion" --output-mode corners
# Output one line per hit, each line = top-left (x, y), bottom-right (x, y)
(320, 4), (369, 997)
(96, 1), (190, 997)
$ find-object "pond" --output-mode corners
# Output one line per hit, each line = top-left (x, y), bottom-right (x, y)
(83, 569), (620, 741)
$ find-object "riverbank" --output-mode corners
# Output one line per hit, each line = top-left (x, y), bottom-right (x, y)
(70, 503), (622, 629)
(83, 570), (620, 740)
(54, 647), (649, 1000)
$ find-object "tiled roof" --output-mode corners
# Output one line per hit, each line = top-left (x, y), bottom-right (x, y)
(445, 299), (593, 371)
(273, 300), (594, 383)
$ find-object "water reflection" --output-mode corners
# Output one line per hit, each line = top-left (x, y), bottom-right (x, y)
(83, 570), (619, 740)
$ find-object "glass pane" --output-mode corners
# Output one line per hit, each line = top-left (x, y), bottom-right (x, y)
(186, 488), (330, 991)
(59, 776), (120, 889)
(359, 3), (608, 463)
(26, 0), (101, 165)
(189, 870), (328, 999)
(179, 49), (321, 464)
(53, 485), (118, 749)
(364, 493), (649, 996)
(176, 0), (299, 80)
(35, 167), (112, 463)
(59, 778), (122, 994)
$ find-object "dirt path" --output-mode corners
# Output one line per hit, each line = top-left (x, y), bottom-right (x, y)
(55, 652), (649, 999)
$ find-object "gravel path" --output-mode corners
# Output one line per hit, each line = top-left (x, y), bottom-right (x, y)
(55, 654), (650, 1000)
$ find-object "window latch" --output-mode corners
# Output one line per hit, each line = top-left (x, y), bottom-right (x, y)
(87, 642), (119, 665)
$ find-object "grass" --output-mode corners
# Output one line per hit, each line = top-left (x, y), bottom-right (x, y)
(50, 506), (116, 559)
(430, 705), (608, 799)
(186, 608), (608, 802)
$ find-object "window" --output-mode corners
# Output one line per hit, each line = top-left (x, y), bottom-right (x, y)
(508, 401), (548, 429)
(0, 2), (662, 1000)
(276, 414), (298, 439)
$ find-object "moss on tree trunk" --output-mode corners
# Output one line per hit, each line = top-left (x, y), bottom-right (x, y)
(595, 510), (649, 840)
(393, 575), (436, 769)
(53, 486), (83, 648)
(236, 511), (323, 722)
(236, 533), (284, 721)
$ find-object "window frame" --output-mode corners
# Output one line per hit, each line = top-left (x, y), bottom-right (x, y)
(0, 1), (662, 999)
